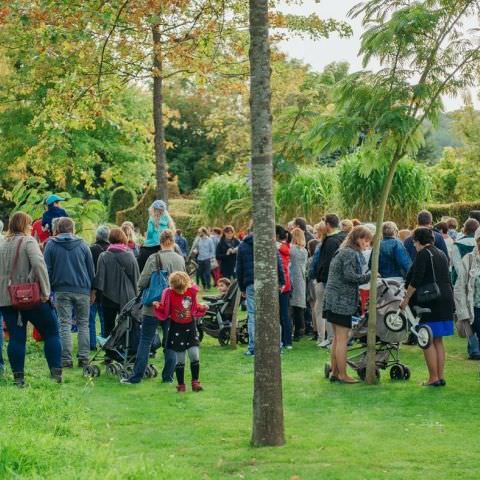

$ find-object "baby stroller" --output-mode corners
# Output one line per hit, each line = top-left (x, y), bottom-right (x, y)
(82, 296), (160, 380)
(185, 250), (198, 278)
(199, 280), (248, 346)
(325, 279), (411, 381)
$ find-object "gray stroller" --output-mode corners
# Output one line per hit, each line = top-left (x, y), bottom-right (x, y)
(325, 279), (411, 381)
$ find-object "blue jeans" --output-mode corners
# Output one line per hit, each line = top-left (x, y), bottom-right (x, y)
(130, 315), (177, 383)
(279, 292), (292, 347)
(88, 303), (105, 349)
(467, 308), (480, 356)
(197, 259), (212, 289)
(246, 284), (255, 353)
(0, 303), (62, 373)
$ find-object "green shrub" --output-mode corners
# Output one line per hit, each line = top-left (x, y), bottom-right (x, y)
(108, 186), (137, 222)
(198, 173), (250, 226)
(337, 155), (431, 226)
(427, 201), (480, 225)
(276, 166), (336, 222)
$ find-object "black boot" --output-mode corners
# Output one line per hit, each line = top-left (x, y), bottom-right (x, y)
(50, 368), (63, 384)
(13, 372), (26, 388)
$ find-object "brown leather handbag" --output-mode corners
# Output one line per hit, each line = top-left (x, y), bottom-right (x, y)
(7, 237), (41, 310)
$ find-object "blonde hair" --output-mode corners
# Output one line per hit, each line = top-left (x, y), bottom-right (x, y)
(121, 221), (136, 243)
(314, 221), (327, 242)
(291, 227), (306, 247)
(160, 229), (175, 246)
(169, 271), (192, 294)
(398, 229), (411, 242)
(217, 277), (232, 289)
(7, 212), (32, 237)
(342, 225), (373, 251)
(340, 219), (353, 233)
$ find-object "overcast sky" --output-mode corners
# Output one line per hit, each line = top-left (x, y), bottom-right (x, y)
(278, 0), (475, 111)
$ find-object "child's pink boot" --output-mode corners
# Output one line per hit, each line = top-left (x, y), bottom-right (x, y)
(176, 384), (186, 393)
(191, 380), (203, 392)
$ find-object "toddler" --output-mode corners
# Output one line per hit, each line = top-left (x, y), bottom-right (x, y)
(154, 272), (208, 392)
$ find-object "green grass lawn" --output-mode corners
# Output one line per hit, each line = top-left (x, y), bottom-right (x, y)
(0, 327), (479, 479)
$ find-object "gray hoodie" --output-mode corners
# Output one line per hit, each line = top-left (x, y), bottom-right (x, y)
(44, 234), (94, 295)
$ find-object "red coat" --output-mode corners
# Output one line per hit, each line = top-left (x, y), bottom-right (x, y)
(277, 241), (291, 293)
(154, 285), (207, 323)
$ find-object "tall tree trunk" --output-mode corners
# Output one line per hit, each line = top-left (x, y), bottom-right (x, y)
(249, 0), (285, 447)
(152, 25), (169, 203)
(365, 155), (401, 384)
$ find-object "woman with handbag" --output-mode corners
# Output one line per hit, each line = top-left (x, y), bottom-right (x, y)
(400, 227), (455, 387)
(0, 212), (62, 386)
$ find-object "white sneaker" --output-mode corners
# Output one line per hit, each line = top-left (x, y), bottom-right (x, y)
(318, 340), (331, 348)
(286, 345), (293, 350)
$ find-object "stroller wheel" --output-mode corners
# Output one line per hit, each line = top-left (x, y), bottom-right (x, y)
(402, 366), (411, 380)
(125, 364), (134, 376)
(83, 365), (94, 377)
(118, 368), (129, 380)
(106, 363), (118, 376)
(324, 363), (332, 379)
(144, 366), (152, 378)
(218, 327), (231, 346)
(416, 325), (433, 350)
(149, 364), (159, 378)
(390, 364), (405, 380)
(238, 325), (249, 345)
(91, 365), (101, 377)
(384, 311), (406, 332)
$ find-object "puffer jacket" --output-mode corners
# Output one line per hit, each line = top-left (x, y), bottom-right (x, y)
(454, 250), (480, 323)
(277, 241), (291, 293)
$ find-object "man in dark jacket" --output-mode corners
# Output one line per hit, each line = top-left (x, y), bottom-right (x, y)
(236, 233), (285, 355)
(404, 210), (449, 261)
(309, 214), (347, 347)
(44, 218), (94, 368)
(88, 225), (110, 346)
(42, 194), (68, 234)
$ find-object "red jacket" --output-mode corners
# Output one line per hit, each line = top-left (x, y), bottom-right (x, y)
(154, 285), (207, 323)
(277, 241), (291, 293)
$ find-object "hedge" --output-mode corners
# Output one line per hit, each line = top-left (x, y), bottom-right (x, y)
(108, 186), (137, 222)
(427, 201), (480, 224)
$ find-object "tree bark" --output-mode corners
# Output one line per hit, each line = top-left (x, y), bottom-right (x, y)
(152, 25), (169, 204)
(365, 154), (402, 384)
(249, 0), (285, 447)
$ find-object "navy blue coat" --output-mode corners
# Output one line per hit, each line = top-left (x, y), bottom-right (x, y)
(404, 229), (449, 261)
(42, 206), (68, 234)
(235, 235), (285, 292)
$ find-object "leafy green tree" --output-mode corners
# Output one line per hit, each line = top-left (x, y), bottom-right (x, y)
(307, 0), (480, 384)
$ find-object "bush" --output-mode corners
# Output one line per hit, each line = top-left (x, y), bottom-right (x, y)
(276, 166), (336, 222)
(108, 186), (137, 222)
(427, 201), (480, 225)
(337, 155), (431, 226)
(198, 174), (250, 226)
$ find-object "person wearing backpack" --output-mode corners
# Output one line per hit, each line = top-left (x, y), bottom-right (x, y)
(93, 228), (139, 337)
(121, 229), (185, 384)
(0, 212), (62, 386)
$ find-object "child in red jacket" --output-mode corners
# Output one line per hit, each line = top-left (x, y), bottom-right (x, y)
(154, 272), (208, 392)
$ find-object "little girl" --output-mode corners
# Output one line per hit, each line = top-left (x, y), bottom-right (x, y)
(154, 272), (208, 392)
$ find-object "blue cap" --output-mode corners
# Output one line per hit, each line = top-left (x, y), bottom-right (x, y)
(151, 200), (166, 211)
(46, 194), (65, 205)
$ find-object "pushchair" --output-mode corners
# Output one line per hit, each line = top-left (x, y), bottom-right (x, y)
(325, 279), (411, 381)
(82, 296), (160, 380)
(198, 280), (248, 346)
(185, 250), (198, 278)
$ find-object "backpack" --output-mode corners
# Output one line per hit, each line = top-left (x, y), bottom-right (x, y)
(141, 253), (169, 306)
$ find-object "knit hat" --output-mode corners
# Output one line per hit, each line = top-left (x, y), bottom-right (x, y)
(151, 200), (167, 211)
(475, 227), (480, 242)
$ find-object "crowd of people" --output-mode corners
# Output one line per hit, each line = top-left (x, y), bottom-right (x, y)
(1, 192), (480, 390)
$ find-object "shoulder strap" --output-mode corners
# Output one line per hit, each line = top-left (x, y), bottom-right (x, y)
(111, 253), (136, 289)
(155, 251), (164, 272)
(9, 237), (24, 283)
(426, 248), (437, 283)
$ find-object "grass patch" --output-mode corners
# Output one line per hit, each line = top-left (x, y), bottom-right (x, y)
(0, 320), (479, 479)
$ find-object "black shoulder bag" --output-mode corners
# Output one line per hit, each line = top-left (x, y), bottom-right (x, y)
(416, 248), (441, 304)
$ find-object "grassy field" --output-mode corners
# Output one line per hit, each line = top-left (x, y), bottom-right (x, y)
(0, 325), (479, 479)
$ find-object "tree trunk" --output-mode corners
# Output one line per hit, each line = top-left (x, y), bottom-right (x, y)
(249, 0), (285, 447)
(152, 25), (169, 204)
(365, 155), (402, 384)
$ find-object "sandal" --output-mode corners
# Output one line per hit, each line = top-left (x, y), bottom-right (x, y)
(421, 381), (442, 387)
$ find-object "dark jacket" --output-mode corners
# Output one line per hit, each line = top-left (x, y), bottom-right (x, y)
(90, 240), (110, 270)
(216, 236), (240, 278)
(94, 249), (139, 308)
(175, 234), (188, 257)
(42, 206), (68, 234)
(404, 229), (449, 261)
(44, 234), (94, 295)
(314, 231), (347, 283)
(235, 235), (285, 292)
(378, 237), (412, 279)
(406, 245), (454, 322)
